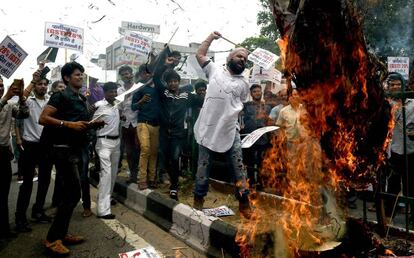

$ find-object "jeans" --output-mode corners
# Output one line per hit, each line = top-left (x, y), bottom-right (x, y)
(15, 141), (53, 222)
(47, 146), (82, 242)
(137, 123), (159, 184)
(194, 132), (249, 201)
(158, 129), (184, 191)
(0, 146), (13, 236)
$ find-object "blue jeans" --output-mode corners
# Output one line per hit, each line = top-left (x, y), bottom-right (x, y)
(194, 132), (249, 201)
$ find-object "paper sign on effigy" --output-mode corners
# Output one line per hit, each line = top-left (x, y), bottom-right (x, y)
(115, 82), (144, 103)
(248, 48), (279, 70)
(241, 126), (280, 149)
(122, 31), (153, 57)
(0, 36), (28, 78)
(118, 246), (160, 258)
(44, 22), (84, 52)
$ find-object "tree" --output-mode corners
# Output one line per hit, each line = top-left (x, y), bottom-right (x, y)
(240, 0), (280, 55)
(354, 0), (414, 63)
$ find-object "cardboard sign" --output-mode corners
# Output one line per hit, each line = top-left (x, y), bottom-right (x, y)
(0, 36), (28, 78)
(248, 48), (279, 70)
(118, 246), (160, 258)
(388, 56), (410, 80)
(251, 65), (282, 84)
(121, 21), (160, 34)
(44, 22), (84, 52)
(202, 206), (235, 217)
(122, 31), (152, 57)
(241, 126), (280, 148)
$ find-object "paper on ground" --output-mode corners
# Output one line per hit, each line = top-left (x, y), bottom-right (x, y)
(119, 246), (161, 258)
(202, 205), (235, 217)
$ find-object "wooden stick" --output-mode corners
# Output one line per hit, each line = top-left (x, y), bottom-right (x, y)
(167, 27), (179, 45)
(219, 35), (252, 54)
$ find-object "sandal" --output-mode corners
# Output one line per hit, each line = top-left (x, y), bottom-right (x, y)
(82, 208), (93, 218)
(45, 239), (70, 256)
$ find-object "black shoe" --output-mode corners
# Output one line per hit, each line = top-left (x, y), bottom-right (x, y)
(97, 214), (116, 220)
(15, 221), (32, 233)
(110, 199), (117, 206)
(169, 190), (179, 201)
(31, 212), (52, 223)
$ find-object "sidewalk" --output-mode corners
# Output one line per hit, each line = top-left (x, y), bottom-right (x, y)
(91, 169), (414, 257)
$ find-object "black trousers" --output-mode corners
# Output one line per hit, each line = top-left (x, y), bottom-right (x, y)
(385, 152), (414, 218)
(158, 130), (184, 191)
(119, 125), (139, 181)
(47, 146), (83, 242)
(15, 141), (52, 222)
(0, 146), (13, 236)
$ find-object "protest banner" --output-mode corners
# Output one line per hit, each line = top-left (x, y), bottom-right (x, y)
(241, 126), (280, 149)
(248, 48), (279, 70)
(122, 31), (153, 57)
(0, 36), (28, 78)
(44, 22), (84, 52)
(388, 56), (410, 80)
(121, 21), (160, 34)
(118, 246), (160, 258)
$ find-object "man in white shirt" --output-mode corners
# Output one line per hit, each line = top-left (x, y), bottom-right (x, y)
(384, 72), (414, 222)
(118, 66), (139, 184)
(193, 31), (251, 217)
(15, 76), (53, 232)
(94, 82), (121, 219)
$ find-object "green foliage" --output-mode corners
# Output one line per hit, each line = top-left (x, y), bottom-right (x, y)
(240, 0), (280, 55)
(354, 0), (414, 62)
(240, 36), (280, 54)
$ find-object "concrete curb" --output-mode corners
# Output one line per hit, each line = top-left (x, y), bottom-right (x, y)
(107, 178), (239, 257)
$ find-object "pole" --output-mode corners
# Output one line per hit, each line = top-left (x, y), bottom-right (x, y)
(167, 27), (179, 45)
(65, 49), (68, 63)
(219, 35), (252, 54)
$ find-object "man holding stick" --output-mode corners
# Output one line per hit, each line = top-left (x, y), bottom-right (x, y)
(193, 31), (252, 218)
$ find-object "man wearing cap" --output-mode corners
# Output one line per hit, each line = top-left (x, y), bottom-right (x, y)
(192, 31), (251, 217)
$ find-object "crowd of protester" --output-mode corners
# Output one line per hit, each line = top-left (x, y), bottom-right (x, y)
(0, 30), (413, 256)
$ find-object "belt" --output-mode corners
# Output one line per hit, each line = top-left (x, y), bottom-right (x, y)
(139, 120), (159, 126)
(98, 135), (119, 140)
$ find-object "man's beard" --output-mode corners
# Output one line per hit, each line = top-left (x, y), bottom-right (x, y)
(227, 59), (245, 75)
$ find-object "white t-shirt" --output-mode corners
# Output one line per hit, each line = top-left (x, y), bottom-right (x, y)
(194, 61), (249, 153)
(23, 95), (49, 142)
(94, 99), (120, 137)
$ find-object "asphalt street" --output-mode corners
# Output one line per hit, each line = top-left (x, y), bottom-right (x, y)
(1, 163), (205, 258)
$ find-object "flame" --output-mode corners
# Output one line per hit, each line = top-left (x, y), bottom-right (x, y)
(236, 14), (393, 258)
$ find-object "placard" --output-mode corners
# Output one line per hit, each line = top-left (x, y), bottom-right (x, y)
(122, 31), (152, 57)
(0, 36), (28, 78)
(44, 22), (84, 52)
(388, 56), (409, 80)
(248, 48), (279, 70)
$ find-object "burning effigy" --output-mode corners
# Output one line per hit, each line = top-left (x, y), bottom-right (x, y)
(236, 0), (394, 257)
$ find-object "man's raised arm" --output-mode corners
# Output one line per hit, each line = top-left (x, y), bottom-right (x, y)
(196, 31), (222, 67)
